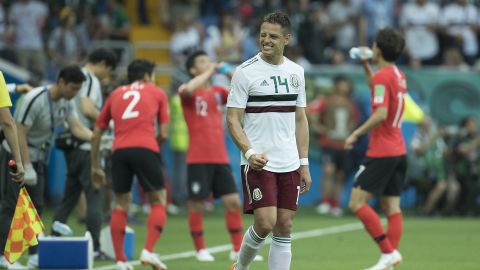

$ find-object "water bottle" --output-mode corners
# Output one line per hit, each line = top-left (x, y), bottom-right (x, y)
(216, 63), (233, 75)
(349, 47), (373, 60)
(52, 221), (74, 236)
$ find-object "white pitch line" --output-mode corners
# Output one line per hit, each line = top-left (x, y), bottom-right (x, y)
(94, 221), (365, 270)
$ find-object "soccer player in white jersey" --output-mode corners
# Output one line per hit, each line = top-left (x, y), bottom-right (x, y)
(226, 11), (311, 270)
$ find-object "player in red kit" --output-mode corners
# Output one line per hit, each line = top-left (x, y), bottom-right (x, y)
(91, 60), (169, 270)
(345, 28), (407, 270)
(179, 51), (253, 262)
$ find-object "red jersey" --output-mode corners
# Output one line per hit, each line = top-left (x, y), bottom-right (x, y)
(308, 95), (357, 150)
(367, 66), (407, 157)
(179, 84), (229, 164)
(96, 82), (170, 153)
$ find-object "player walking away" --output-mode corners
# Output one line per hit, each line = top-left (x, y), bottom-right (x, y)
(227, 11), (312, 270)
(308, 75), (357, 217)
(345, 28), (407, 270)
(179, 51), (249, 262)
(51, 48), (118, 260)
(91, 60), (169, 270)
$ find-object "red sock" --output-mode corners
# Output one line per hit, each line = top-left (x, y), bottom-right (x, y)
(355, 205), (394, 253)
(225, 210), (243, 252)
(188, 211), (205, 251)
(387, 212), (403, 249)
(331, 199), (339, 208)
(321, 197), (330, 205)
(110, 209), (127, 262)
(145, 204), (167, 252)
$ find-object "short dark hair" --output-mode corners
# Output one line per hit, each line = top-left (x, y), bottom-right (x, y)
(88, 48), (118, 69)
(127, 59), (155, 83)
(375, 28), (405, 62)
(262, 11), (291, 33)
(333, 74), (350, 86)
(185, 50), (208, 77)
(58, 65), (86, 84)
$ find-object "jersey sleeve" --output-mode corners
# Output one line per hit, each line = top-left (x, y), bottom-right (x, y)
(66, 100), (78, 120)
(157, 90), (170, 124)
(96, 95), (112, 129)
(0, 72), (12, 108)
(14, 92), (40, 127)
(296, 70), (307, 107)
(227, 68), (249, 108)
(371, 74), (390, 109)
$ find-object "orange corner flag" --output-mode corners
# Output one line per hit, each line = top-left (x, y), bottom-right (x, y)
(3, 187), (44, 263)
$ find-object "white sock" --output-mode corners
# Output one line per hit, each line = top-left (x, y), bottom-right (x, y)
(268, 235), (292, 270)
(236, 226), (266, 270)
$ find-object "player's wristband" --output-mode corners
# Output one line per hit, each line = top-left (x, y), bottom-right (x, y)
(244, 149), (256, 161)
(299, 158), (309, 166)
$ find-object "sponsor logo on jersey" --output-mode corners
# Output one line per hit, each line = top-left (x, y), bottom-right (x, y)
(290, 74), (301, 89)
(253, 188), (262, 201)
(260, 80), (269, 86)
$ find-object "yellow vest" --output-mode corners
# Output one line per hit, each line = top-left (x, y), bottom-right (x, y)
(169, 95), (189, 151)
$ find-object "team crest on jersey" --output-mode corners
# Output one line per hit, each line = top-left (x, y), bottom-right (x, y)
(252, 188), (262, 201)
(290, 74), (300, 89)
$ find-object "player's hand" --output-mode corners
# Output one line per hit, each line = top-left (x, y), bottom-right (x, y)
(91, 167), (106, 189)
(299, 165), (311, 195)
(9, 161), (25, 183)
(345, 132), (359, 150)
(248, 153), (268, 171)
(15, 83), (33, 94)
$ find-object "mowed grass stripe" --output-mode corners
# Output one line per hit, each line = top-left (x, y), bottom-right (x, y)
(93, 221), (367, 270)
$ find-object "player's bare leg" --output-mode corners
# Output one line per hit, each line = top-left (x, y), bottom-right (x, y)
(269, 208), (295, 270)
(233, 207), (276, 270)
(140, 189), (168, 270)
(188, 199), (214, 261)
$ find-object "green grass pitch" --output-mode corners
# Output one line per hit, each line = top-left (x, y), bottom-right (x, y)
(29, 208), (480, 270)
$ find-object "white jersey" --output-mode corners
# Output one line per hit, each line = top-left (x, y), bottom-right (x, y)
(71, 68), (102, 150)
(227, 53), (306, 173)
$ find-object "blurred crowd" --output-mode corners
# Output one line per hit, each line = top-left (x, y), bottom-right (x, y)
(166, 0), (480, 71)
(0, 0), (129, 82)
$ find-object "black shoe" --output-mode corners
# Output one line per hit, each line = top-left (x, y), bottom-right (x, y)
(94, 251), (113, 261)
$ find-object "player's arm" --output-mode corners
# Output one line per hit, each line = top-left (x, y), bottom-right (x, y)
(16, 123), (31, 167)
(157, 90), (170, 145)
(296, 107), (311, 194)
(180, 63), (217, 97)
(80, 97), (100, 121)
(226, 108), (250, 154)
(0, 108), (24, 181)
(226, 108), (267, 170)
(91, 126), (106, 189)
(345, 107), (387, 149)
(67, 116), (93, 141)
(157, 123), (169, 145)
(361, 58), (374, 87)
